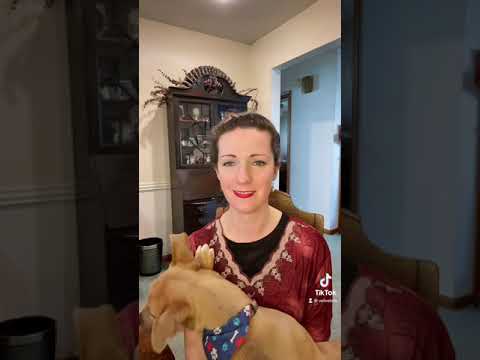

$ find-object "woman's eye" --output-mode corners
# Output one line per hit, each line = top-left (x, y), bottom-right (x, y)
(222, 161), (235, 167)
(253, 160), (267, 166)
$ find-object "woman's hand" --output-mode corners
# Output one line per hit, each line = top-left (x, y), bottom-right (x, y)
(184, 329), (207, 360)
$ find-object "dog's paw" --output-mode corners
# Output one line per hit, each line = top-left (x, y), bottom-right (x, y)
(195, 244), (214, 270)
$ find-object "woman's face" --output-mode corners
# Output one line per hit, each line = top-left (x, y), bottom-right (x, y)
(215, 128), (278, 214)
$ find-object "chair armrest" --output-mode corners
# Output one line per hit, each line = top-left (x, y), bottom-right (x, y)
(416, 259), (440, 309)
(340, 210), (439, 310)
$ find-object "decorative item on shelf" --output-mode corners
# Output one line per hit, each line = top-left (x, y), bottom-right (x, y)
(218, 103), (246, 122)
(100, 84), (129, 101)
(192, 106), (201, 121)
(203, 74), (223, 95)
(192, 106), (209, 123)
(178, 104), (187, 122)
(144, 65), (259, 112)
(178, 104), (209, 123)
(180, 132), (210, 167)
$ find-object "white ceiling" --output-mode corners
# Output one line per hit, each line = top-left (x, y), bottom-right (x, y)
(139, 0), (318, 45)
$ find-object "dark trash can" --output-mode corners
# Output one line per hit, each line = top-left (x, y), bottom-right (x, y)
(139, 237), (163, 276)
(0, 316), (56, 360)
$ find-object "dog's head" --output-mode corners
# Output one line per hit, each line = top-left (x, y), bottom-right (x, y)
(139, 233), (214, 354)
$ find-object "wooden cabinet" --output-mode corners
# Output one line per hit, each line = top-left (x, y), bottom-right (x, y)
(87, 0), (139, 153)
(66, 0), (138, 308)
(165, 75), (250, 234)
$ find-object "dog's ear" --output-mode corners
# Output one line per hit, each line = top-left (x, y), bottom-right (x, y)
(139, 304), (156, 353)
(150, 302), (191, 353)
(194, 244), (215, 270)
(170, 233), (194, 265)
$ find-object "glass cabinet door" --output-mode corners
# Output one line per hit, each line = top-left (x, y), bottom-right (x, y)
(217, 103), (246, 122)
(177, 102), (212, 168)
(175, 101), (247, 168)
(93, 0), (138, 153)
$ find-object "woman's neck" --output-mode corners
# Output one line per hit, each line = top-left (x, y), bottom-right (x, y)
(221, 205), (282, 243)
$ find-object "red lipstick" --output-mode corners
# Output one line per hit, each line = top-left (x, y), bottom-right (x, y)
(233, 191), (255, 199)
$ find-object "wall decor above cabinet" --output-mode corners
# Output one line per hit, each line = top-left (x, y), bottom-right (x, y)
(144, 65), (258, 112)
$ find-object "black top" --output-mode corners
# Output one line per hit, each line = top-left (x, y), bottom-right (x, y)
(224, 212), (289, 279)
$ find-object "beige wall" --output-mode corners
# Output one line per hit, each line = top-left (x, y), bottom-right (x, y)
(0, 2), (76, 188)
(139, 0), (340, 247)
(0, 1), (78, 357)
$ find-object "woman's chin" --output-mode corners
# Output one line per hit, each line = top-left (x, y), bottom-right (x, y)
(228, 200), (259, 214)
(224, 192), (270, 214)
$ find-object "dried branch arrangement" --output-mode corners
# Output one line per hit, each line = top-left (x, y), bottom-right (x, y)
(144, 66), (258, 111)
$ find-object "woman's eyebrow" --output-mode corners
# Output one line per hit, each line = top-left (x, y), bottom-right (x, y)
(219, 153), (269, 158)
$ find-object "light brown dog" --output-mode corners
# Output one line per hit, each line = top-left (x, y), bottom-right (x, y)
(140, 233), (336, 360)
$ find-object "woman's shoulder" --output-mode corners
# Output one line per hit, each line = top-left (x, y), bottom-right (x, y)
(287, 216), (326, 242)
(286, 216), (330, 257)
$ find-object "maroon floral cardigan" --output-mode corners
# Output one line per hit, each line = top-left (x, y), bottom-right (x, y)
(188, 216), (333, 342)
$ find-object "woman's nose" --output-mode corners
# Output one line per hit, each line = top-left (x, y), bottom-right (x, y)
(236, 163), (252, 183)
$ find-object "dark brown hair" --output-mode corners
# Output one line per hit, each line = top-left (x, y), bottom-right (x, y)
(209, 112), (281, 167)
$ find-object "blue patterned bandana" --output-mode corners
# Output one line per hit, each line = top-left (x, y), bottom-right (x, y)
(202, 303), (257, 360)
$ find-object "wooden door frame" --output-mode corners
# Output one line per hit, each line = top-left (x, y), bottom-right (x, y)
(280, 91), (292, 194)
(475, 49), (480, 305)
(340, 0), (362, 214)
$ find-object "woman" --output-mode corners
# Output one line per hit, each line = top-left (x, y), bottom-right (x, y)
(185, 113), (337, 359)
